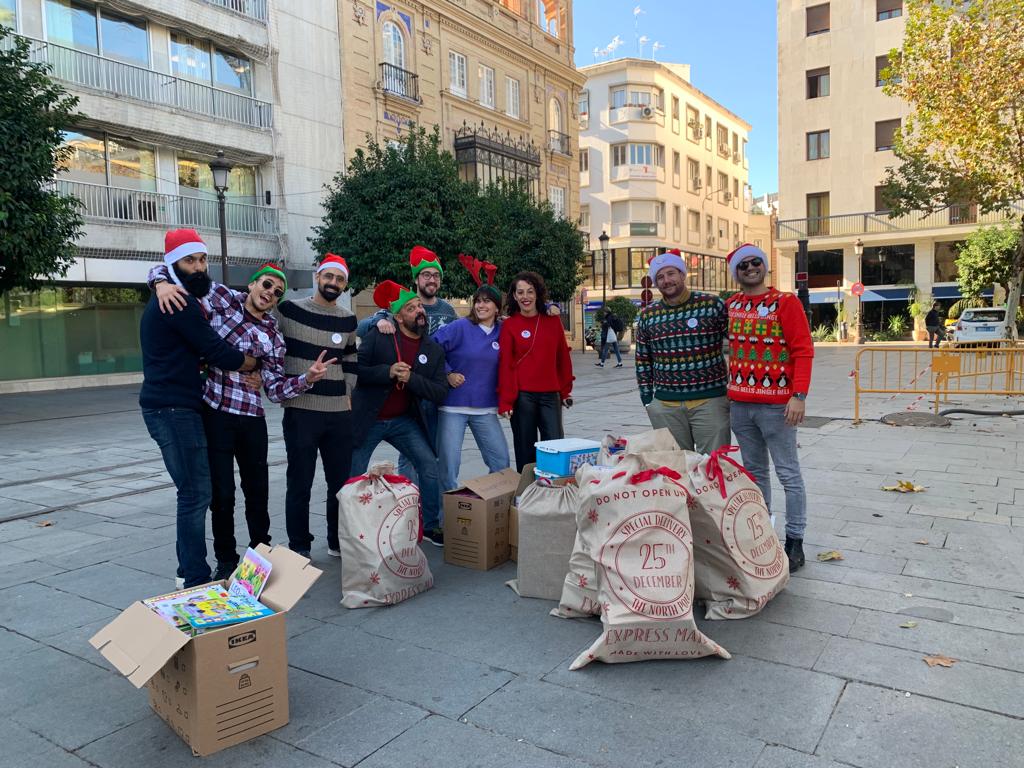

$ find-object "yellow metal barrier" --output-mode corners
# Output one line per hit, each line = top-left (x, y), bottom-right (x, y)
(852, 344), (1024, 421)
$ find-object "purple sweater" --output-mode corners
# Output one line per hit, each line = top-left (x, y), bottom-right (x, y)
(432, 317), (500, 409)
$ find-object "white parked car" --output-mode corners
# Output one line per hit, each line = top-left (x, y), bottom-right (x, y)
(951, 308), (1008, 345)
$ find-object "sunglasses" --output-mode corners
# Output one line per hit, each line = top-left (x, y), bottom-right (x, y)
(259, 279), (284, 298)
(737, 259), (763, 272)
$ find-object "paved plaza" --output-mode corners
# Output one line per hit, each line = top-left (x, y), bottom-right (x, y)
(0, 347), (1022, 768)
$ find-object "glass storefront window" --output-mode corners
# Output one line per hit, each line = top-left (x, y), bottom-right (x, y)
(934, 240), (962, 283)
(100, 11), (148, 65)
(807, 248), (843, 289)
(170, 32), (211, 82)
(60, 130), (107, 184)
(45, 0), (98, 53)
(1, 0), (16, 27)
(631, 248), (655, 287)
(214, 49), (252, 94)
(177, 157), (257, 203)
(107, 137), (156, 191)
(861, 244), (914, 286)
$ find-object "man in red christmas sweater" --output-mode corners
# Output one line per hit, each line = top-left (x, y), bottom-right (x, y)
(725, 244), (814, 572)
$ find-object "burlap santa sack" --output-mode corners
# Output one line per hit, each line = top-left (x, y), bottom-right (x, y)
(337, 464), (433, 609)
(640, 447), (789, 620)
(507, 479), (579, 600)
(597, 427), (679, 466)
(570, 465), (730, 669)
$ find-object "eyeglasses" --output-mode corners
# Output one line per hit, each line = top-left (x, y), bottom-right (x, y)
(419, 271), (442, 281)
(260, 279), (284, 298)
(736, 259), (763, 272)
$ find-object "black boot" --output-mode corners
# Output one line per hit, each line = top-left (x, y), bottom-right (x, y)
(784, 536), (805, 573)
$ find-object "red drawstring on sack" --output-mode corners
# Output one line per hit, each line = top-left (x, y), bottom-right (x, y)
(703, 446), (757, 498)
(628, 466), (694, 501)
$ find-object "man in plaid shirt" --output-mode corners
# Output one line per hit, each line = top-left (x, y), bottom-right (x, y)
(150, 261), (332, 578)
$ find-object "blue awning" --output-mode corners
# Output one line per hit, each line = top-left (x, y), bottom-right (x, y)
(809, 292), (841, 304)
(932, 285), (993, 300)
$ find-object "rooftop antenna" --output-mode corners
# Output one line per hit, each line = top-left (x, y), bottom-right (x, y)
(652, 41), (665, 60)
(633, 5), (644, 56)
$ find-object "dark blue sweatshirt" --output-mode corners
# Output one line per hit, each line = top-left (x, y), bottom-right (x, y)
(138, 294), (245, 411)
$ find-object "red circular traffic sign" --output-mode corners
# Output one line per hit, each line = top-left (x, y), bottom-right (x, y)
(641, 275), (653, 289)
(851, 282), (865, 297)
(640, 289), (654, 304)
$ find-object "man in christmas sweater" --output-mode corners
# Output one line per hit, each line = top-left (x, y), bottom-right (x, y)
(725, 243), (814, 572)
(634, 249), (731, 454)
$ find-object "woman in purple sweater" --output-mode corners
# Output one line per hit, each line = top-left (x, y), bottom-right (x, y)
(432, 285), (511, 490)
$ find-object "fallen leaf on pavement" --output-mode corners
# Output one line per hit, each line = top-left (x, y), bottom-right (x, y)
(914, 539), (929, 545)
(35, 520), (54, 527)
(923, 654), (957, 668)
(872, 513), (884, 518)
(900, 621), (918, 629)
(882, 480), (926, 493)
(817, 550), (844, 562)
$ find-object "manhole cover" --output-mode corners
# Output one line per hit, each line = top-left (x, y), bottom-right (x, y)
(881, 412), (950, 427)
(798, 416), (833, 429)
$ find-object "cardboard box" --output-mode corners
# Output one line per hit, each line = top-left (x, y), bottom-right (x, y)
(508, 463), (537, 563)
(443, 468), (519, 570)
(89, 545), (321, 756)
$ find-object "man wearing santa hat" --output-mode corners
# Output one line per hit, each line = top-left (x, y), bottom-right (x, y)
(350, 280), (449, 546)
(633, 248), (731, 454)
(725, 243), (813, 572)
(139, 229), (260, 588)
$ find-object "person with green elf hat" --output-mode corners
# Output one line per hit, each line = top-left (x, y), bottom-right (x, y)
(357, 245), (457, 338)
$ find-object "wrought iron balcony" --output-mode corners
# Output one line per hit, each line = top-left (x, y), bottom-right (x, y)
(379, 62), (419, 102)
(14, 36), (272, 129)
(547, 130), (571, 156)
(58, 179), (278, 236)
(201, 0), (268, 23)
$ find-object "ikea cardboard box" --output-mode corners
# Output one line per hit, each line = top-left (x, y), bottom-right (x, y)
(89, 545), (321, 757)
(443, 469), (518, 570)
(508, 463), (538, 562)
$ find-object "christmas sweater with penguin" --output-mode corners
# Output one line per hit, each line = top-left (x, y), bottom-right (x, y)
(725, 288), (814, 404)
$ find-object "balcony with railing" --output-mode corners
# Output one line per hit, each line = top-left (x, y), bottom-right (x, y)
(58, 179), (278, 236)
(13, 36), (272, 129)
(548, 130), (571, 156)
(776, 201), (1024, 241)
(379, 62), (419, 102)
(201, 0), (269, 23)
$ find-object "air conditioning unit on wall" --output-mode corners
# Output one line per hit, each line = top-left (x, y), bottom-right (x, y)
(641, 106), (654, 118)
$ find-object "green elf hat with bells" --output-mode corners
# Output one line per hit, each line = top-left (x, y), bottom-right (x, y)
(249, 262), (288, 292)
(409, 245), (443, 279)
(374, 280), (418, 315)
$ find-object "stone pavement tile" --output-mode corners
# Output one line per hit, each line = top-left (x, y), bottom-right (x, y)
(836, 520), (950, 545)
(7, 528), (114, 557)
(466, 677), (764, 768)
(944, 530), (1024, 556)
(0, 627), (44, 659)
(970, 511), (1013, 525)
(0, 581), (116, 638)
(102, 510), (178, 529)
(0, 542), (49, 566)
(543, 654), (843, 753)
(0, 646), (108, 716)
(855, 536), (971, 563)
(0, 557), (68, 590)
(755, 592), (861, 637)
(818, 683), (1024, 768)
(0, 484), (101, 506)
(801, 530), (869, 553)
(847, 608), (1024, 673)
(273, 668), (428, 767)
(34, 527), (177, 570)
(813, 636), (1024, 718)
(902, 554), (1024, 593)
(38, 562), (176, 610)
(693, 616), (830, 669)
(75, 519), (165, 540)
(907, 503), (988, 520)
(839, 569), (1024, 614)
(787, 562), (851, 585)
(929, 515), (1024, 537)
(0, 721), (95, 768)
(283, 613), (328, 640)
(802, 544), (907, 575)
(41, 616), (114, 664)
(77, 714), (340, 768)
(117, 544), (180, 580)
(753, 745), (847, 768)
(357, 714), (595, 768)
(288, 624), (514, 718)
(831, 506), (934, 529)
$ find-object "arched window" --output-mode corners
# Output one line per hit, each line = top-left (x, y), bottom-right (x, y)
(382, 20), (405, 69)
(548, 97), (562, 133)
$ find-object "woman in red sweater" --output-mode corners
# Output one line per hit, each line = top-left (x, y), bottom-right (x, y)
(498, 272), (574, 471)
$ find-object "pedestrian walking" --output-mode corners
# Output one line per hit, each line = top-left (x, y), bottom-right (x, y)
(725, 243), (814, 572)
(595, 309), (624, 367)
(148, 260), (334, 577)
(139, 229), (257, 588)
(634, 248), (730, 454)
(433, 266), (510, 491)
(350, 281), (449, 546)
(498, 271), (574, 472)
(275, 254), (359, 558)
(925, 302), (944, 348)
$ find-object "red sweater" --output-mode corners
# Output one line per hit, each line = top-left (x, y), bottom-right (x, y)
(726, 288), (814, 404)
(498, 312), (574, 413)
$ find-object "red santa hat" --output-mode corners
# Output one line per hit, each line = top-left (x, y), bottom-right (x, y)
(373, 280), (418, 315)
(317, 253), (349, 278)
(647, 248), (687, 284)
(164, 229), (207, 286)
(726, 243), (769, 280)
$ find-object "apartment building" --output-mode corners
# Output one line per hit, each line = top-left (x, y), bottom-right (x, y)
(339, 0), (585, 320)
(0, 0), (343, 387)
(577, 57), (751, 330)
(777, 0), (1016, 331)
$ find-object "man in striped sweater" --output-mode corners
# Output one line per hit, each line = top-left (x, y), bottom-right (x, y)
(634, 249), (731, 454)
(276, 254), (359, 558)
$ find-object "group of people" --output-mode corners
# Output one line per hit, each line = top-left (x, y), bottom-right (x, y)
(140, 231), (573, 588)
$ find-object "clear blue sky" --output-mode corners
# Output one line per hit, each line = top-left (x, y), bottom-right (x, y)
(572, 1), (778, 196)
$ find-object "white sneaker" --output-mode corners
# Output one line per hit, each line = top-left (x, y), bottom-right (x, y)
(175, 576), (185, 589)
(327, 547), (341, 558)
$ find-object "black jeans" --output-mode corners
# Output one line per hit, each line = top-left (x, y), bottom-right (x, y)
(283, 408), (352, 552)
(202, 406), (271, 569)
(510, 391), (563, 472)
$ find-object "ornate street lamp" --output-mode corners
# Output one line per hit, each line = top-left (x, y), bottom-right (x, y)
(854, 238), (865, 344)
(599, 230), (610, 307)
(208, 150), (234, 285)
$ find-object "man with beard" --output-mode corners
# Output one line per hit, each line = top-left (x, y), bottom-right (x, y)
(350, 280), (449, 546)
(276, 254), (359, 557)
(148, 260), (334, 578)
(139, 229), (258, 588)
(356, 246), (457, 338)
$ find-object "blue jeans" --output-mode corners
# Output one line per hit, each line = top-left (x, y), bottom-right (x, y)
(142, 408), (212, 587)
(437, 410), (510, 492)
(729, 401), (807, 538)
(351, 415), (443, 531)
(600, 340), (622, 364)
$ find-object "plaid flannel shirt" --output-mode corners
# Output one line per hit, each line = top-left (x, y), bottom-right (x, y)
(147, 265), (309, 417)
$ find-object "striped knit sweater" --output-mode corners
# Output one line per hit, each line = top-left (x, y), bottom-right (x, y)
(275, 297), (358, 412)
(634, 291), (729, 405)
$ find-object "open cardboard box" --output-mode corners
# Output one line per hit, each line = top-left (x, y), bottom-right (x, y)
(89, 544), (321, 756)
(443, 468), (518, 570)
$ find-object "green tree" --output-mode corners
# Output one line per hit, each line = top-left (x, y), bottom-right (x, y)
(604, 296), (639, 328)
(0, 29), (84, 294)
(956, 223), (1021, 300)
(880, 0), (1024, 336)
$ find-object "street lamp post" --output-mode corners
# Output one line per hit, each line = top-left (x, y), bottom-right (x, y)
(208, 150), (234, 285)
(854, 238), (865, 344)
(599, 230), (609, 308)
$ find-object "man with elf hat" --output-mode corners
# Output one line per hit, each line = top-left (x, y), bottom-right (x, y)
(351, 280), (449, 546)
(725, 243), (814, 572)
(357, 246), (457, 338)
(148, 246), (335, 577)
(633, 247), (731, 454)
(140, 229), (260, 588)
(276, 253), (359, 558)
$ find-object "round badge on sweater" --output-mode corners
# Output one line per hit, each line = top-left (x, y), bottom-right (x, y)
(417, 353), (428, 364)
(757, 306), (769, 318)
(331, 332), (343, 344)
(521, 330), (532, 338)
(686, 318), (698, 329)
(492, 341), (500, 350)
